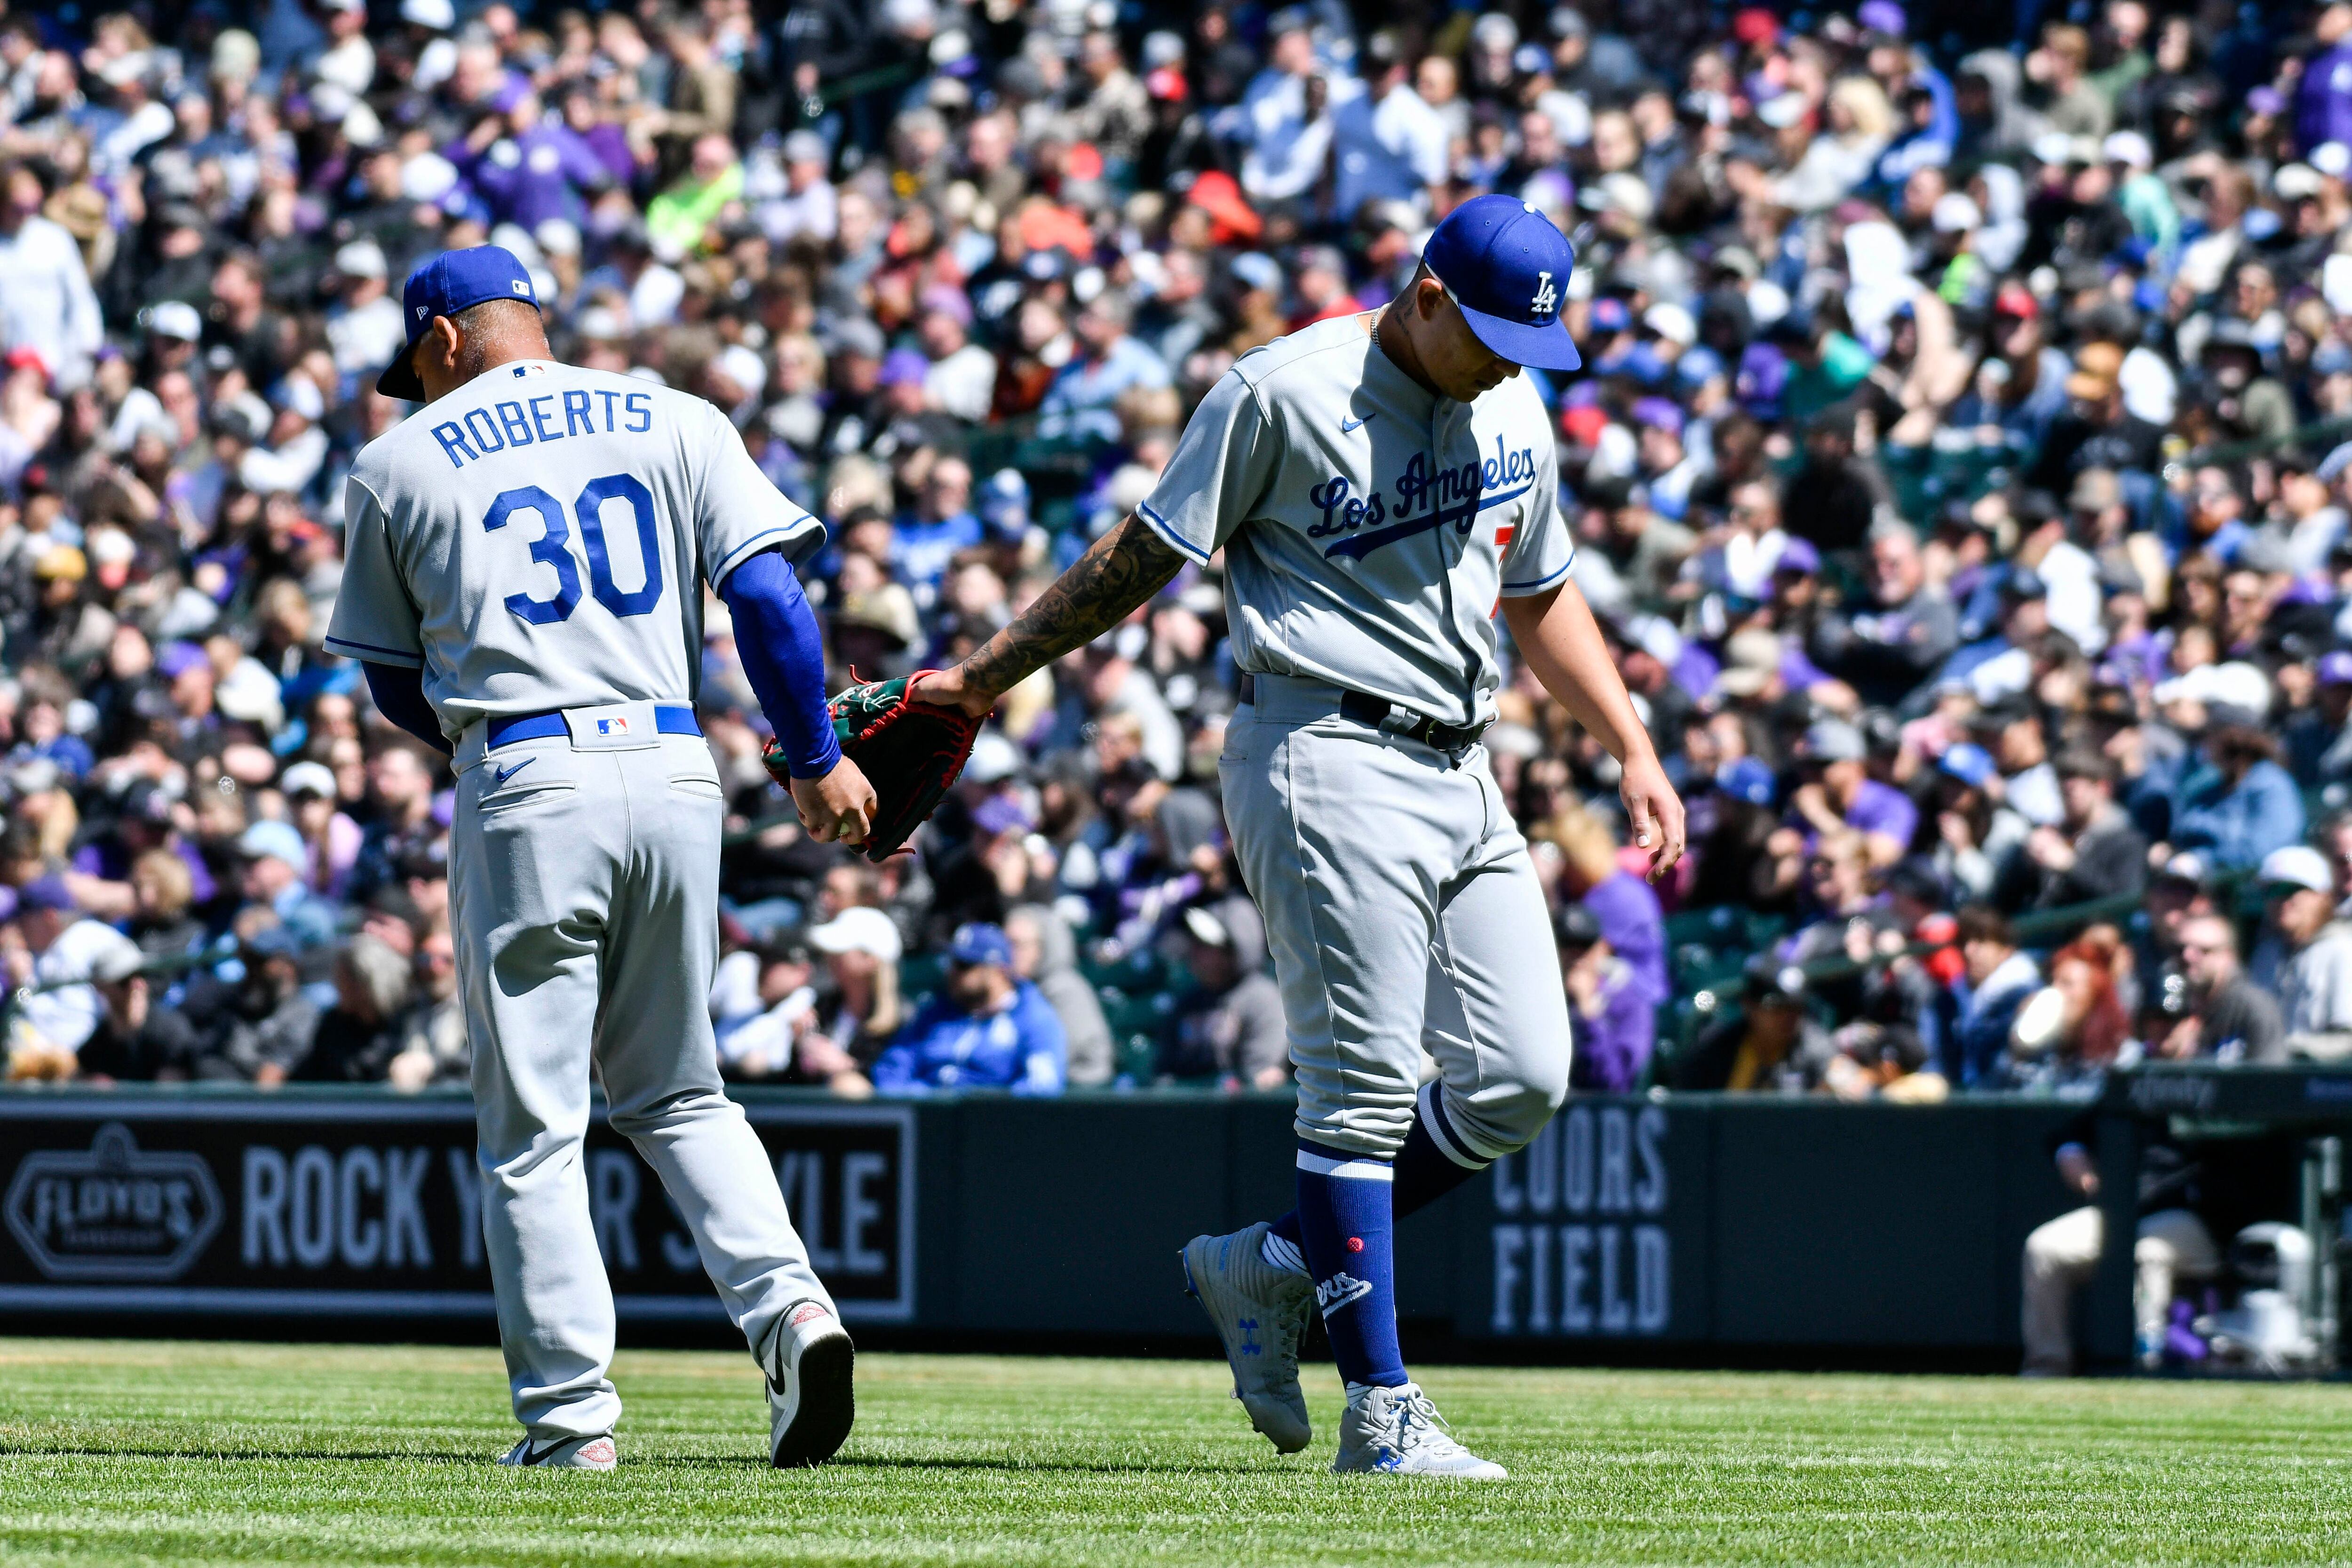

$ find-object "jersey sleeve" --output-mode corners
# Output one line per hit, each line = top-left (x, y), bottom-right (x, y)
(324, 475), (426, 667)
(1134, 368), (1274, 565)
(1498, 444), (1576, 598)
(695, 402), (827, 590)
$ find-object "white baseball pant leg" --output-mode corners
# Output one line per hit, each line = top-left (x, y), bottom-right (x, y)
(1220, 682), (1572, 1163)
(452, 714), (834, 1442)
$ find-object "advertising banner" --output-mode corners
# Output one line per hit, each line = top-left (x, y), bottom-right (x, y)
(1460, 1099), (1710, 1341)
(0, 1097), (915, 1323)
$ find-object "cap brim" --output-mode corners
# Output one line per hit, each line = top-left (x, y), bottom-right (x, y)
(1454, 299), (1583, 372)
(375, 339), (426, 401)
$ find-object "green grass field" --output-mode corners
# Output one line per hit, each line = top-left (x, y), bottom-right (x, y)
(2, 1339), (2350, 1567)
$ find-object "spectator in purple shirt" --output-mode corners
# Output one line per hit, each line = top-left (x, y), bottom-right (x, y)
(1554, 807), (1668, 1009)
(1792, 717), (1919, 867)
(1557, 904), (1655, 1092)
(447, 83), (612, 232)
(2298, 9), (2352, 155)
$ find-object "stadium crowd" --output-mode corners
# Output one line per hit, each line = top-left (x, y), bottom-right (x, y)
(3, 0), (2352, 1103)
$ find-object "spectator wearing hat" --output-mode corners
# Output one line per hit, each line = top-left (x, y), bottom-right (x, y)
(1556, 902), (1655, 1093)
(74, 937), (183, 1083)
(872, 922), (1066, 1094)
(2029, 340), (2163, 493)
(2289, 651), (2352, 787)
(1632, 397), (1706, 522)
(282, 759), (362, 900)
(1780, 399), (1894, 559)
(2155, 913), (2284, 1065)
(238, 818), (339, 950)
(169, 922), (322, 1085)
(1666, 956), (1835, 1093)
(1792, 717), (1916, 868)
(3, 876), (137, 1080)
(1157, 901), (1286, 1090)
(761, 131), (839, 245)
(804, 904), (908, 1075)
(0, 163), (104, 389)
(2257, 844), (2352, 1061)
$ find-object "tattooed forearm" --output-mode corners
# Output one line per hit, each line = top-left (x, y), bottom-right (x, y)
(956, 513), (1189, 698)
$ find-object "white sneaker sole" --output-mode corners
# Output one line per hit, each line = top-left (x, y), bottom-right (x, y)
(500, 1433), (617, 1470)
(1180, 1234), (1312, 1454)
(770, 1313), (856, 1468)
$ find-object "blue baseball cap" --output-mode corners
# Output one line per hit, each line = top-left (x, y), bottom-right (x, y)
(376, 245), (543, 400)
(949, 922), (1014, 970)
(1421, 194), (1582, 373)
(1717, 756), (1777, 806)
(1939, 743), (1997, 789)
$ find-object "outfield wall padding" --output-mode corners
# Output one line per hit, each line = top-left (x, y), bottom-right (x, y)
(0, 1086), (2275, 1359)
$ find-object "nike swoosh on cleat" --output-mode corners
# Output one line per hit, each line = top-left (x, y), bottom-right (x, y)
(1340, 413), (1373, 433)
(493, 757), (535, 786)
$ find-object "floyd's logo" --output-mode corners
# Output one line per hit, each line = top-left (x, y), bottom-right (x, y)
(4, 1123), (222, 1281)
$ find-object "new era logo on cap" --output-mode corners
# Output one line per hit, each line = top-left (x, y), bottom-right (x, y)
(1422, 194), (1583, 372)
(375, 244), (544, 402)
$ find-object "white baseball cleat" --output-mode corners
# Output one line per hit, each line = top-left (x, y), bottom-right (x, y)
(498, 1433), (617, 1470)
(1332, 1382), (1507, 1479)
(766, 1298), (855, 1467)
(1181, 1221), (1315, 1453)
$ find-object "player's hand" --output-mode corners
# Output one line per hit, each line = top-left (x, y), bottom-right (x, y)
(791, 756), (878, 846)
(906, 666), (999, 720)
(1620, 753), (1685, 883)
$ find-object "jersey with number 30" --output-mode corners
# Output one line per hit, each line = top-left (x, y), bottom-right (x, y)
(327, 359), (820, 743)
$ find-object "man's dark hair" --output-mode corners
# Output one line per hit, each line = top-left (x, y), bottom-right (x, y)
(1955, 904), (2014, 949)
(2054, 747), (2117, 787)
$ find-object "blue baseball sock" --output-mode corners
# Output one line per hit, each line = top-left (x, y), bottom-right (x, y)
(1269, 1085), (1489, 1254)
(1293, 1143), (1406, 1389)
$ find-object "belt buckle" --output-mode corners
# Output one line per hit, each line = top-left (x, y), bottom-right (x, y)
(1403, 712), (1439, 747)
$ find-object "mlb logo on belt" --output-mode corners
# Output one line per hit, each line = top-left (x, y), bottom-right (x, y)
(597, 716), (630, 736)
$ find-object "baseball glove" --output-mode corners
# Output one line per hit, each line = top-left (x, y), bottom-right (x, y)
(765, 672), (983, 863)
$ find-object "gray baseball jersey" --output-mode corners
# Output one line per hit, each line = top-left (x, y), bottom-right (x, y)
(1157, 314), (1578, 1164)
(331, 357), (837, 1446)
(327, 358), (822, 742)
(1137, 313), (1574, 729)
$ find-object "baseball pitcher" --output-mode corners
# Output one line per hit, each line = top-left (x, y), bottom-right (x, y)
(909, 197), (1684, 1475)
(328, 246), (874, 1470)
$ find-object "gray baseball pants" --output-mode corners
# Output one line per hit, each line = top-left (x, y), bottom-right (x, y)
(450, 701), (834, 1442)
(1219, 675), (1573, 1162)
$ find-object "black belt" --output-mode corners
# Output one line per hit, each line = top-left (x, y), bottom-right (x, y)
(1237, 674), (1486, 752)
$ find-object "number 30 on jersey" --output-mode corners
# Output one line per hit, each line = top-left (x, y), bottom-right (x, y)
(482, 473), (664, 625)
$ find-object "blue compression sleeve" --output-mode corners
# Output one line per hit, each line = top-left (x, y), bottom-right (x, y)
(717, 549), (840, 779)
(362, 661), (451, 754)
